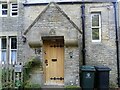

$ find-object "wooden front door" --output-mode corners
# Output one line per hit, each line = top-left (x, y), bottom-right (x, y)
(43, 39), (64, 85)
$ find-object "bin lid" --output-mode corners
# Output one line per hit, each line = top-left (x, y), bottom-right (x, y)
(80, 65), (95, 71)
(94, 66), (111, 71)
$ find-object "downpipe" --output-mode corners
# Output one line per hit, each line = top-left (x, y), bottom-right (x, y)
(113, 1), (120, 87)
(81, 2), (86, 65)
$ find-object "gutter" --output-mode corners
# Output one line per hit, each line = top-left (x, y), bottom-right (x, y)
(23, 0), (116, 6)
(113, 1), (120, 87)
(81, 1), (86, 65)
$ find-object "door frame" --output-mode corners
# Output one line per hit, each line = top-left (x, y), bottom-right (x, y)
(42, 36), (64, 85)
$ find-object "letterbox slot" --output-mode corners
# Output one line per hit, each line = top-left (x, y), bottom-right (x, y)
(52, 59), (57, 62)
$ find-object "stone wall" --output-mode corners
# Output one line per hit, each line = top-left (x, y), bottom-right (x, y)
(0, 0), (117, 87)
(64, 47), (80, 86)
(85, 3), (117, 86)
(22, 2), (81, 86)
(0, 0), (24, 64)
(0, 0), (24, 88)
(21, 2), (117, 86)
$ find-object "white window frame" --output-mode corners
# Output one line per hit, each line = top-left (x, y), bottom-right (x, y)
(9, 37), (17, 64)
(10, 3), (18, 17)
(0, 3), (8, 17)
(0, 37), (7, 64)
(91, 13), (101, 42)
(0, 36), (17, 65)
(0, 38), (1, 64)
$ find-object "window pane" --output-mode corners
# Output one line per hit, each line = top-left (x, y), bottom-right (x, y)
(11, 37), (17, 49)
(12, 4), (17, 6)
(12, 5), (17, 8)
(2, 10), (7, 15)
(12, 9), (17, 11)
(2, 4), (7, 9)
(12, 12), (18, 16)
(92, 14), (99, 26)
(1, 50), (6, 64)
(11, 50), (17, 64)
(92, 28), (99, 40)
(1, 38), (6, 49)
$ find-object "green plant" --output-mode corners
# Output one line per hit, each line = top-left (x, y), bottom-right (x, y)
(109, 82), (117, 88)
(2, 69), (14, 88)
(24, 57), (42, 69)
(65, 86), (80, 90)
(31, 84), (41, 88)
(24, 83), (41, 88)
(23, 57), (43, 88)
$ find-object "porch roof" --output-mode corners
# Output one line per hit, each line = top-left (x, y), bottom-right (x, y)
(23, 2), (82, 35)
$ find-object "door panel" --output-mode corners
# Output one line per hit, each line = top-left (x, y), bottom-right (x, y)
(43, 40), (64, 85)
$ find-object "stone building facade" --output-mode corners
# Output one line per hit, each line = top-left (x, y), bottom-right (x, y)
(0, 0), (118, 88)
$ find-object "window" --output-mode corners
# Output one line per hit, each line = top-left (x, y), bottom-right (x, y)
(1, 3), (8, 17)
(1, 38), (7, 64)
(10, 37), (17, 64)
(0, 2), (18, 17)
(91, 13), (101, 42)
(10, 3), (18, 17)
(0, 37), (17, 64)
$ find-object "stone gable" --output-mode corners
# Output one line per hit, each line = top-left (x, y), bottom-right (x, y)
(24, 2), (82, 48)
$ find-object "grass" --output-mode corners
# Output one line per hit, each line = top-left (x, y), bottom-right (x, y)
(65, 86), (80, 90)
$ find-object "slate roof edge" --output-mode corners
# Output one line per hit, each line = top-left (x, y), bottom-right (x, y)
(23, 0), (117, 6)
